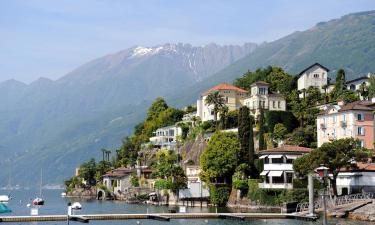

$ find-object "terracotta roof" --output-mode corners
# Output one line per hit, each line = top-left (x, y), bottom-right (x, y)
(250, 81), (270, 87)
(259, 145), (312, 154)
(339, 101), (375, 112)
(298, 62), (330, 76)
(340, 162), (375, 172)
(203, 83), (247, 95)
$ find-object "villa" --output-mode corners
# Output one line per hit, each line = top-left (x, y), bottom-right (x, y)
(196, 82), (286, 121)
(297, 63), (330, 98)
(179, 165), (209, 199)
(336, 162), (375, 195)
(149, 125), (182, 150)
(196, 83), (248, 122)
(316, 100), (375, 149)
(258, 145), (312, 189)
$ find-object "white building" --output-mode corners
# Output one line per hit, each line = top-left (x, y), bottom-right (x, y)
(346, 73), (371, 92)
(258, 145), (312, 189)
(179, 165), (209, 199)
(336, 163), (375, 195)
(244, 81), (286, 117)
(196, 83), (248, 122)
(297, 63), (330, 98)
(149, 125), (182, 150)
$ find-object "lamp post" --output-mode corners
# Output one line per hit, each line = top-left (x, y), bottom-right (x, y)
(315, 165), (329, 225)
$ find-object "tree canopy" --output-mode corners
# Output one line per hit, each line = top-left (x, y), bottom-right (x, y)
(200, 132), (240, 184)
(294, 138), (370, 196)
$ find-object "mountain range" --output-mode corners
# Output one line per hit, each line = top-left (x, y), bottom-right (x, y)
(1, 10), (375, 186)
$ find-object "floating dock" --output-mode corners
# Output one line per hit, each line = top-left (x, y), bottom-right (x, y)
(0, 213), (317, 223)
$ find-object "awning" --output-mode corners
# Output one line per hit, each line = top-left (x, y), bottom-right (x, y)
(268, 154), (283, 159)
(286, 155), (298, 159)
(260, 171), (269, 176)
(268, 171), (283, 177)
(259, 155), (268, 159)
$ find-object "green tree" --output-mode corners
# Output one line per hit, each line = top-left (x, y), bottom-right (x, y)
(258, 109), (266, 150)
(147, 97), (168, 120)
(79, 158), (97, 186)
(273, 123), (287, 142)
(357, 82), (369, 100)
(115, 137), (138, 167)
(333, 69), (346, 99)
(293, 138), (370, 196)
(238, 106), (256, 177)
(205, 91), (225, 122)
(200, 132), (239, 184)
(368, 74), (375, 98)
(218, 105), (229, 130)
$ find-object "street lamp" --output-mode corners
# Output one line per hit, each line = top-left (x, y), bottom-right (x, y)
(315, 165), (329, 225)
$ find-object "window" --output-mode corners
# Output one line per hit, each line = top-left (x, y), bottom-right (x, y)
(357, 113), (364, 121)
(272, 176), (284, 184)
(350, 84), (356, 90)
(225, 96), (229, 103)
(286, 173), (293, 184)
(357, 126), (365, 136)
(273, 101), (275, 108)
(259, 87), (266, 95)
(278, 101), (281, 108)
(313, 74), (319, 78)
(210, 110), (214, 115)
(271, 158), (283, 164)
(343, 114), (346, 121)
(333, 116), (337, 123)
(358, 140), (365, 148)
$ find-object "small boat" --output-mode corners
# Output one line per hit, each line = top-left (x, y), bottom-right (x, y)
(61, 192), (67, 197)
(32, 197), (44, 206)
(0, 195), (10, 203)
(0, 203), (11, 213)
(71, 202), (82, 210)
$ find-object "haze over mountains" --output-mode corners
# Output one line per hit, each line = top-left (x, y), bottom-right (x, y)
(1, 10), (375, 186)
(0, 43), (257, 185)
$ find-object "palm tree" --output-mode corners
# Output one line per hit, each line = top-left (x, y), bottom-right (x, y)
(205, 91), (225, 122)
(322, 84), (329, 103)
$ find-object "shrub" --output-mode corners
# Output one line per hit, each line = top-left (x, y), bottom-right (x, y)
(209, 185), (230, 206)
(131, 175), (140, 187)
(265, 111), (298, 133)
(232, 179), (248, 191)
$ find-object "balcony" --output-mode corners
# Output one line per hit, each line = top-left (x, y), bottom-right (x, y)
(258, 183), (293, 189)
(340, 121), (347, 127)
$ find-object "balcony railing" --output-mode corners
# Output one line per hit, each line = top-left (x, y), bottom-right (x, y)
(258, 183), (293, 189)
(340, 121), (347, 127)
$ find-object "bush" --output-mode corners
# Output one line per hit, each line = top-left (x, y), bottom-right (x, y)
(209, 185), (230, 206)
(265, 111), (298, 133)
(154, 179), (171, 190)
(130, 175), (140, 187)
(232, 179), (248, 190)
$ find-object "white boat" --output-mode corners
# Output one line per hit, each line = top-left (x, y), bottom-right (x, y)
(0, 195), (10, 203)
(61, 192), (67, 197)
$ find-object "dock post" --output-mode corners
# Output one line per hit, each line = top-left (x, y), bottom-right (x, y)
(308, 173), (314, 216)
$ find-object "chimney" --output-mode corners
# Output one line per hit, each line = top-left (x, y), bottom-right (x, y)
(337, 100), (345, 106)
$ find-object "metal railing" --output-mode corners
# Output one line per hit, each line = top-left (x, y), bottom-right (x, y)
(296, 192), (374, 213)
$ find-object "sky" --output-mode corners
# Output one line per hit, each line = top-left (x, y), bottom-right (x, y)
(1, 0), (375, 83)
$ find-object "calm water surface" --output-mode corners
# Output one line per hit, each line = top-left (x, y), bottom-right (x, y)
(0, 189), (371, 225)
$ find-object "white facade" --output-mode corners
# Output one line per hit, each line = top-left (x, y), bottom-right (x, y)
(258, 146), (311, 189)
(179, 165), (209, 198)
(346, 74), (371, 92)
(243, 82), (286, 117)
(336, 169), (375, 195)
(297, 63), (329, 98)
(149, 125), (182, 149)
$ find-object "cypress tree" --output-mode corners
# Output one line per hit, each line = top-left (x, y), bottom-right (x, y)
(258, 108), (266, 150)
(238, 107), (250, 162)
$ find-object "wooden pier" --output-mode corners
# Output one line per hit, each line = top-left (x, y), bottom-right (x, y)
(0, 213), (317, 223)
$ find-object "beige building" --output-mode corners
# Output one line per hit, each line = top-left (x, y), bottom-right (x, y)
(196, 83), (248, 121)
(197, 82), (287, 121)
(244, 81), (286, 117)
(297, 63), (330, 98)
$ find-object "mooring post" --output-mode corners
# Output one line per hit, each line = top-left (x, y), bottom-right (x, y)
(308, 173), (314, 216)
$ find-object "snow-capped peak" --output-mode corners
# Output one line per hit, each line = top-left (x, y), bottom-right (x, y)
(131, 46), (154, 57)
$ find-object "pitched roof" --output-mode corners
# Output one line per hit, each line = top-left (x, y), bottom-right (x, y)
(340, 162), (375, 172)
(202, 83), (247, 95)
(339, 101), (375, 112)
(259, 145), (312, 154)
(298, 63), (330, 76)
(250, 81), (270, 87)
(346, 75), (369, 84)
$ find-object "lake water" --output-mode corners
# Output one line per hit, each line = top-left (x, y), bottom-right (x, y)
(0, 189), (372, 225)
